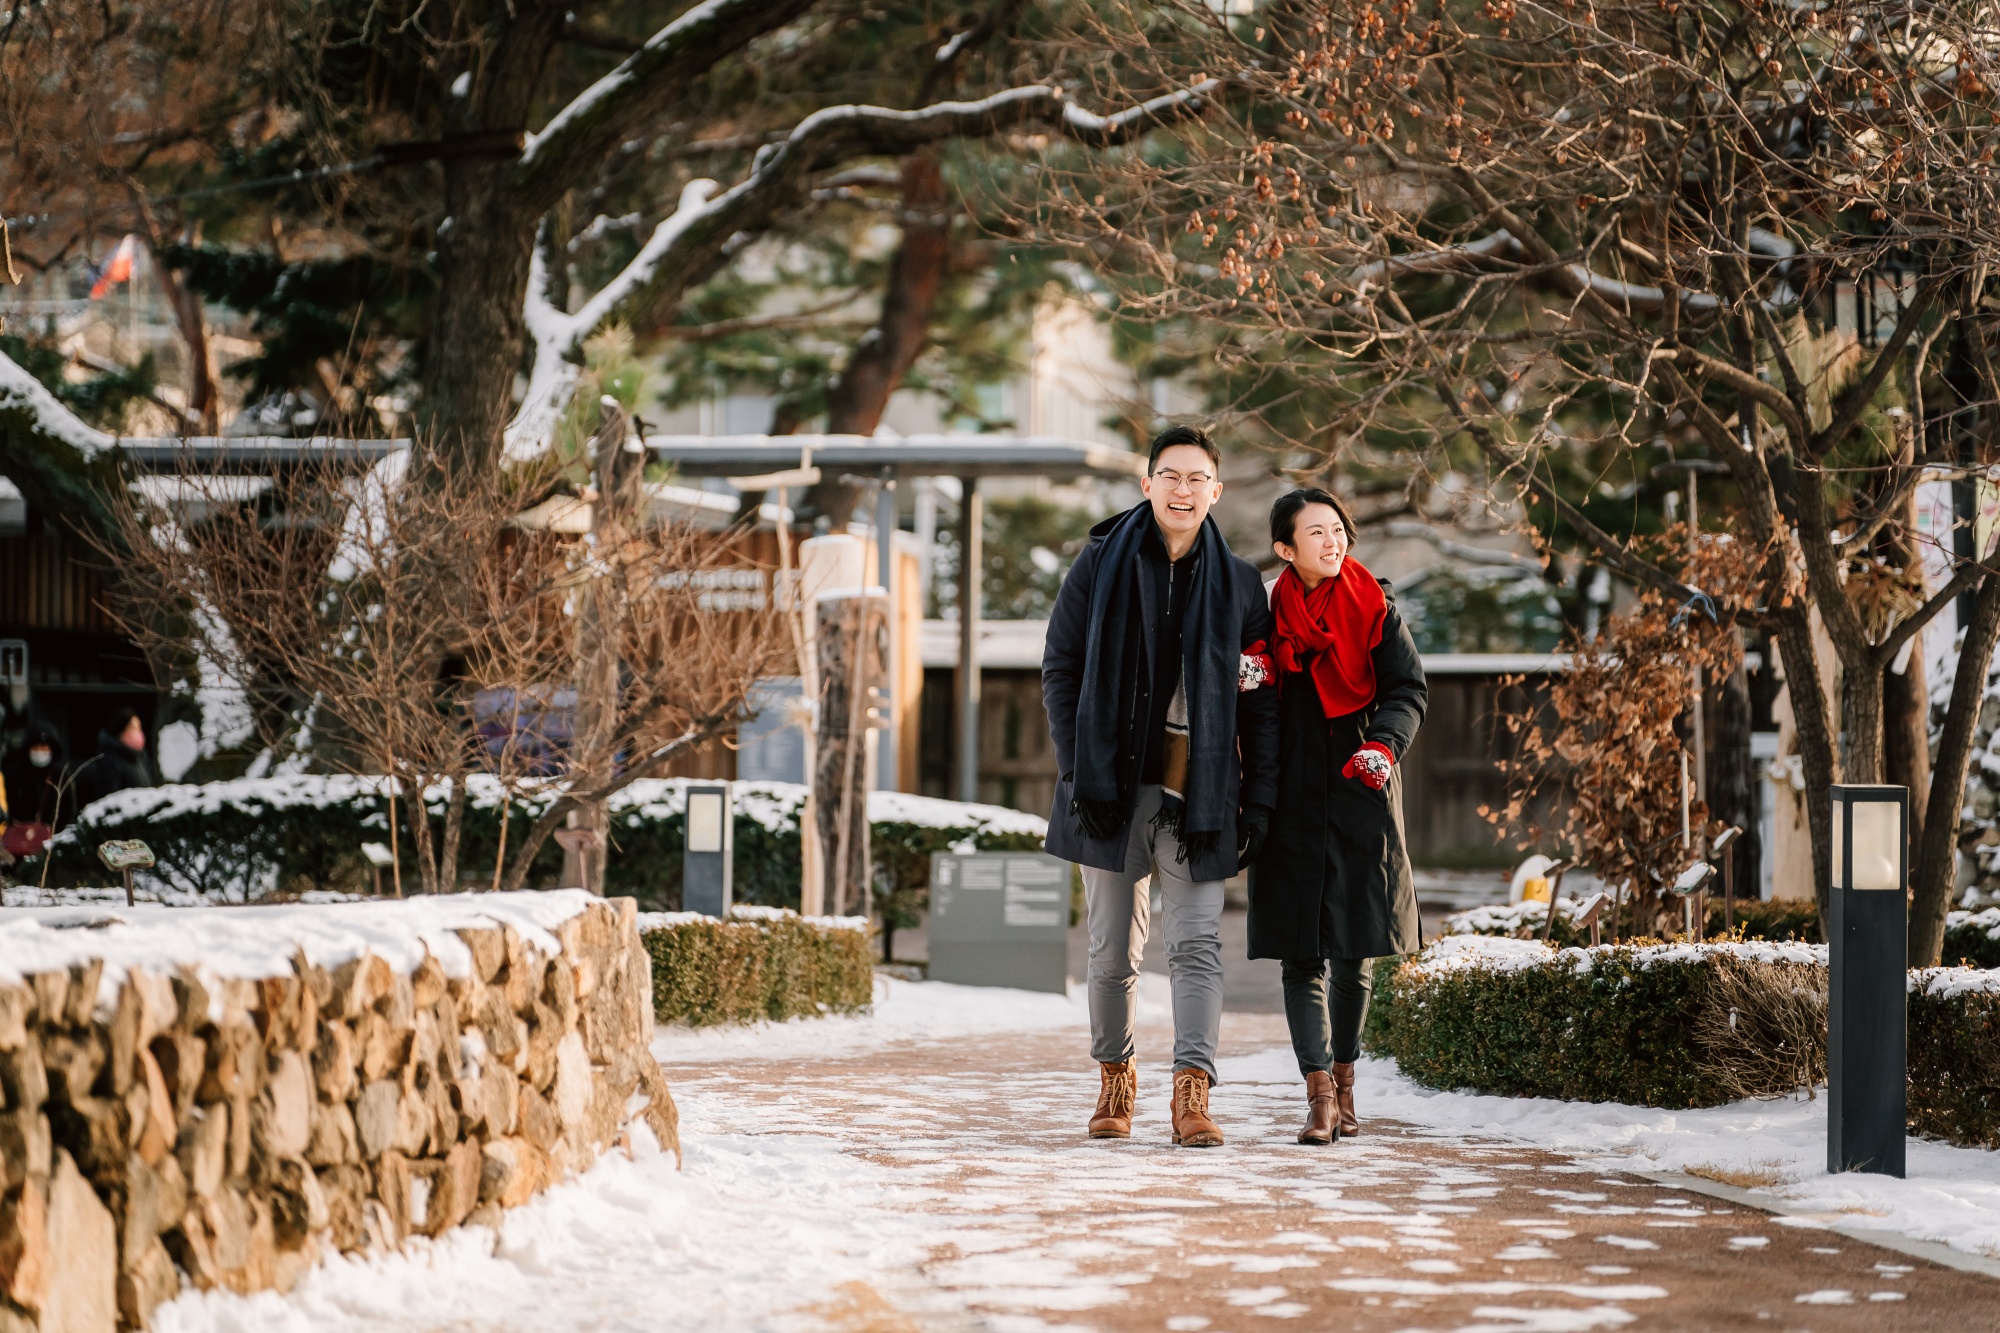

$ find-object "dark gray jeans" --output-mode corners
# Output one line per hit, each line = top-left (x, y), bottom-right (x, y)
(1280, 957), (1373, 1075)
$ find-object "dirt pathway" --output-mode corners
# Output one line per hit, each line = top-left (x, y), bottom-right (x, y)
(661, 1009), (2000, 1333)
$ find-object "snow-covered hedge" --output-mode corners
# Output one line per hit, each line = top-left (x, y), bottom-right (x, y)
(1442, 895), (1821, 947)
(46, 777), (1047, 916)
(1374, 935), (2000, 1147)
(1366, 936), (1830, 1108)
(1908, 965), (2000, 1148)
(637, 906), (874, 1027)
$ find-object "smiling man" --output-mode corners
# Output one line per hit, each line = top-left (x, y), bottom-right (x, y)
(1041, 425), (1280, 1148)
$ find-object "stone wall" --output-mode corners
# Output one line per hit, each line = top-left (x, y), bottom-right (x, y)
(0, 891), (676, 1331)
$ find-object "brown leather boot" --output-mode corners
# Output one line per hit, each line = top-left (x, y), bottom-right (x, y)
(1331, 1061), (1360, 1137)
(1089, 1059), (1137, 1139)
(1298, 1070), (1338, 1145)
(1170, 1067), (1224, 1147)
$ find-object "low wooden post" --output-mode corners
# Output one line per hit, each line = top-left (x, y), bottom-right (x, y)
(1713, 825), (1743, 934)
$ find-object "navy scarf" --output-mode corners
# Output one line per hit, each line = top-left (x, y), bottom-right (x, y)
(1070, 504), (1239, 854)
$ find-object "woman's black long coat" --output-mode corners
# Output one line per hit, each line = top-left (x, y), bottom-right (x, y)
(1247, 583), (1428, 961)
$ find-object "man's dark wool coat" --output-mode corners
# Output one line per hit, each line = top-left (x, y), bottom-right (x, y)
(1248, 583), (1427, 961)
(1041, 508), (1281, 886)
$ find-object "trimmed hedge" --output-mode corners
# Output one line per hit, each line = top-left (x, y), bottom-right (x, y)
(1365, 937), (1828, 1108)
(1908, 969), (2000, 1148)
(640, 906), (876, 1026)
(1372, 936), (2000, 1148)
(1444, 896), (1999, 963)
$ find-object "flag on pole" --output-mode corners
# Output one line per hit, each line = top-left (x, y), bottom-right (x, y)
(89, 235), (137, 299)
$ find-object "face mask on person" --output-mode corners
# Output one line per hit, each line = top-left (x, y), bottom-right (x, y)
(28, 747), (50, 769)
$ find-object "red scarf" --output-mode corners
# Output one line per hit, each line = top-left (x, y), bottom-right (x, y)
(1270, 558), (1387, 719)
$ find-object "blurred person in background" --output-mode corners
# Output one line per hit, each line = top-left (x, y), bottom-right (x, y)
(2, 723), (75, 859)
(78, 709), (155, 810)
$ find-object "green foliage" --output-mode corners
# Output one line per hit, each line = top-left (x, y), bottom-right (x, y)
(1908, 984), (2000, 1149)
(158, 243), (430, 407)
(56, 781), (1041, 928)
(553, 326), (648, 469)
(641, 914), (874, 1026)
(0, 333), (158, 430)
(1366, 950), (1740, 1107)
(928, 493), (1100, 620)
(1402, 569), (1564, 655)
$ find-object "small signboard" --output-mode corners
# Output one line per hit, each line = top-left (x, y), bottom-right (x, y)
(928, 851), (1069, 993)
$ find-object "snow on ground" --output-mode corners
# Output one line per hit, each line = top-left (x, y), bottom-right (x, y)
(648, 972), (1171, 1065)
(0, 889), (596, 994)
(1227, 1046), (2000, 1263)
(141, 976), (2000, 1331)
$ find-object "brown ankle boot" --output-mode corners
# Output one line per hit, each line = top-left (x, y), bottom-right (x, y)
(1170, 1067), (1224, 1147)
(1298, 1070), (1338, 1145)
(1089, 1059), (1137, 1139)
(1331, 1061), (1359, 1137)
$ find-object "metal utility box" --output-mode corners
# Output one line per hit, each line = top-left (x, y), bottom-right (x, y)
(927, 851), (1070, 993)
(683, 782), (734, 918)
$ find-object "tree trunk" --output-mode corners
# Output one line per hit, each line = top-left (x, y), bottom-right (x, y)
(422, 164), (540, 474)
(1912, 570), (2000, 964)
(815, 593), (885, 915)
(439, 773), (468, 893)
(1883, 650), (1930, 849)
(1706, 661), (1756, 895)
(1840, 648), (1885, 785)
(807, 151), (952, 527)
(566, 404), (642, 893)
(145, 239), (219, 432)
(1772, 605), (1839, 928)
(405, 772), (440, 894)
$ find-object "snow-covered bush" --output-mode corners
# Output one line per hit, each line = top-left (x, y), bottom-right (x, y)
(1366, 935), (1829, 1108)
(1374, 935), (2000, 1147)
(638, 906), (874, 1026)
(1441, 895), (1821, 947)
(1908, 967), (2000, 1148)
(44, 777), (1046, 916)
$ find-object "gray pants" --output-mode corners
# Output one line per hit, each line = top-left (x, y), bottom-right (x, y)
(1281, 957), (1373, 1074)
(1081, 785), (1226, 1082)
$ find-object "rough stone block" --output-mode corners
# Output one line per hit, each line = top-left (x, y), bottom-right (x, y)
(132, 1046), (177, 1166)
(305, 1101), (358, 1168)
(313, 1165), (367, 1253)
(0, 1044), (46, 1118)
(253, 1052), (312, 1161)
(115, 1236), (177, 1330)
(147, 1032), (203, 1122)
(0, 1176), (48, 1312)
(477, 1138), (546, 1210)
(176, 1105), (227, 1199)
(550, 1034), (592, 1133)
(311, 1022), (357, 1105)
(0, 1112), (50, 1192)
(0, 987), (29, 1054)
(515, 1082), (558, 1151)
(41, 1151), (115, 1333)
(63, 961), (103, 1030)
(410, 957), (447, 1011)
(456, 927), (506, 983)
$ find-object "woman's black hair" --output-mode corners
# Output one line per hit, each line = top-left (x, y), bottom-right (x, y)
(1270, 487), (1357, 549)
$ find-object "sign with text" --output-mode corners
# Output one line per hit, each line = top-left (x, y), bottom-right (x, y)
(928, 851), (1070, 993)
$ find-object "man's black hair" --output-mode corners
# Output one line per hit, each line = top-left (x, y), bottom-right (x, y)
(1270, 487), (1358, 549)
(1146, 424), (1222, 473)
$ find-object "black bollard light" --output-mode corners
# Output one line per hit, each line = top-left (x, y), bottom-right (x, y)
(683, 781), (734, 918)
(1827, 784), (1907, 1178)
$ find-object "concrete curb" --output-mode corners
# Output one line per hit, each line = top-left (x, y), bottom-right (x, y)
(1635, 1170), (2000, 1281)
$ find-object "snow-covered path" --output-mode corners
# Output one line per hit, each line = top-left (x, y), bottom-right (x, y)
(153, 980), (2000, 1331)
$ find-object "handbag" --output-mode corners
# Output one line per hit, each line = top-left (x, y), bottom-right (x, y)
(1, 822), (52, 858)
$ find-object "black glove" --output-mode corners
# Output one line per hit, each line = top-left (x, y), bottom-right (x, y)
(1072, 797), (1127, 840)
(1237, 804), (1272, 870)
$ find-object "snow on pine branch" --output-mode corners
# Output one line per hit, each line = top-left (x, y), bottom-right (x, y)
(0, 346), (115, 457)
(504, 83), (1219, 459)
(506, 179), (719, 461)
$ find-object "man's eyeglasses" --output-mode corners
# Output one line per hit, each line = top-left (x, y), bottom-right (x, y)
(1150, 469), (1214, 492)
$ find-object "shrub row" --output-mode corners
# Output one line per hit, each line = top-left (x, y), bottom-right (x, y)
(639, 906), (876, 1027)
(43, 777), (1045, 919)
(1442, 896), (2000, 966)
(1907, 968), (2000, 1148)
(1365, 936), (1828, 1108)
(1371, 935), (2000, 1148)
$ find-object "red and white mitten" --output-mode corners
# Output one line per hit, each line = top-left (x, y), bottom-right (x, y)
(1341, 741), (1395, 790)
(1239, 639), (1275, 692)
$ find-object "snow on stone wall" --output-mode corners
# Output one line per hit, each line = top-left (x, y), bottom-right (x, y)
(0, 892), (674, 1330)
